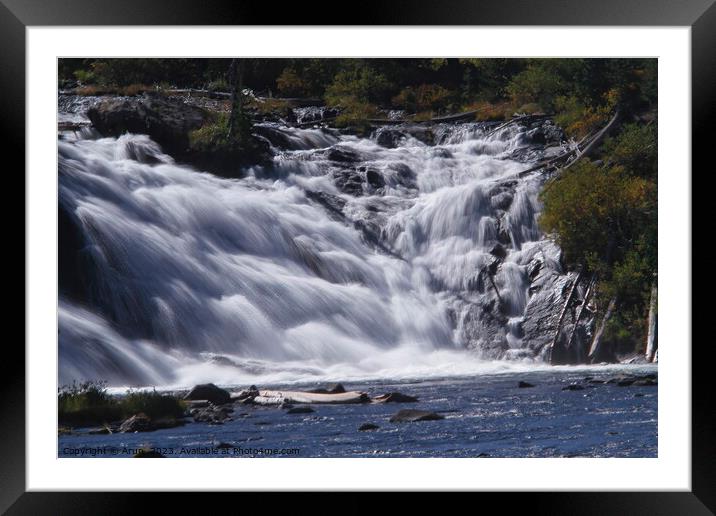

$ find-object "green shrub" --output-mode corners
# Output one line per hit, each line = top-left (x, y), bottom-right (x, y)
(325, 65), (393, 107)
(392, 84), (454, 114)
(539, 161), (656, 270)
(276, 68), (310, 97)
(189, 111), (252, 153)
(601, 122), (657, 178)
(206, 78), (229, 92)
(58, 380), (186, 428)
(58, 380), (121, 427)
(333, 99), (379, 133)
(507, 63), (565, 112)
(121, 389), (186, 420)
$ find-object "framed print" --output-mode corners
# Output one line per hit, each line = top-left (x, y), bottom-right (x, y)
(4, 0), (713, 512)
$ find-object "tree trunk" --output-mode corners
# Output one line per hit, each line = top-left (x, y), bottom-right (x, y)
(548, 270), (583, 364)
(588, 297), (617, 362)
(565, 273), (597, 362)
(645, 282), (658, 362)
(227, 58), (244, 141)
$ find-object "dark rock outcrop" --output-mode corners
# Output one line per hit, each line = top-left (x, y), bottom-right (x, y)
(87, 94), (270, 174)
(88, 95), (208, 156)
(184, 383), (231, 405)
(359, 423), (380, 431)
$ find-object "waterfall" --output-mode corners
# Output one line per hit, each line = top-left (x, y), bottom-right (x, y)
(59, 104), (574, 387)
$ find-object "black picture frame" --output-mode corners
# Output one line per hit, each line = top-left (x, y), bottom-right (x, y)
(3, 0), (712, 512)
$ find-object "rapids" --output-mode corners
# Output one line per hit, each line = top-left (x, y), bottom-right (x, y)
(58, 102), (580, 387)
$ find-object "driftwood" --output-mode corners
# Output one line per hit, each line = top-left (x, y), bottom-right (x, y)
(588, 297), (617, 361)
(565, 273), (597, 361)
(509, 109), (622, 183)
(645, 282), (658, 362)
(562, 109), (620, 172)
(548, 270), (583, 364)
(252, 389), (370, 405)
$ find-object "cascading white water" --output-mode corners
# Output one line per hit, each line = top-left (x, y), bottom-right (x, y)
(59, 110), (570, 387)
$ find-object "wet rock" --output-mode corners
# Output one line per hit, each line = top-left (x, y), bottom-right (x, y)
(518, 381), (535, 388)
(359, 423), (380, 431)
(325, 146), (361, 163)
(87, 95), (270, 174)
(562, 384), (586, 391)
(253, 124), (298, 150)
(191, 405), (233, 424)
(88, 95), (208, 155)
(389, 409), (444, 422)
(365, 169), (386, 190)
(333, 169), (365, 196)
(375, 128), (405, 148)
(632, 378), (657, 387)
(286, 406), (315, 414)
(490, 243), (507, 260)
(216, 442), (235, 449)
(372, 392), (419, 403)
(431, 147), (453, 159)
(184, 383), (231, 405)
(387, 163), (417, 190)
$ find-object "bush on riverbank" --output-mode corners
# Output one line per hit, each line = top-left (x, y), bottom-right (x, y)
(58, 381), (186, 428)
(539, 115), (657, 356)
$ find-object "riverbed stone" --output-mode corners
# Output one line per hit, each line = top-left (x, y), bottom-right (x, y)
(389, 409), (444, 422)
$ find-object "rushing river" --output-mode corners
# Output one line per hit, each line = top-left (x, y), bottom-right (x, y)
(58, 97), (587, 389)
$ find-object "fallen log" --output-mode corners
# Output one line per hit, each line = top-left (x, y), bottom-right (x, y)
(251, 389), (370, 405)
(645, 282), (658, 362)
(588, 297), (617, 361)
(562, 109), (620, 172)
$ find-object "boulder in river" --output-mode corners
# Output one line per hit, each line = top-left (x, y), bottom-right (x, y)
(517, 381), (535, 388)
(359, 423), (380, 431)
(389, 409), (444, 422)
(372, 392), (419, 403)
(562, 384), (586, 391)
(191, 404), (233, 424)
(184, 383), (231, 405)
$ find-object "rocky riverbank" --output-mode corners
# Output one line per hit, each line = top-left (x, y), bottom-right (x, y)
(58, 368), (658, 458)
